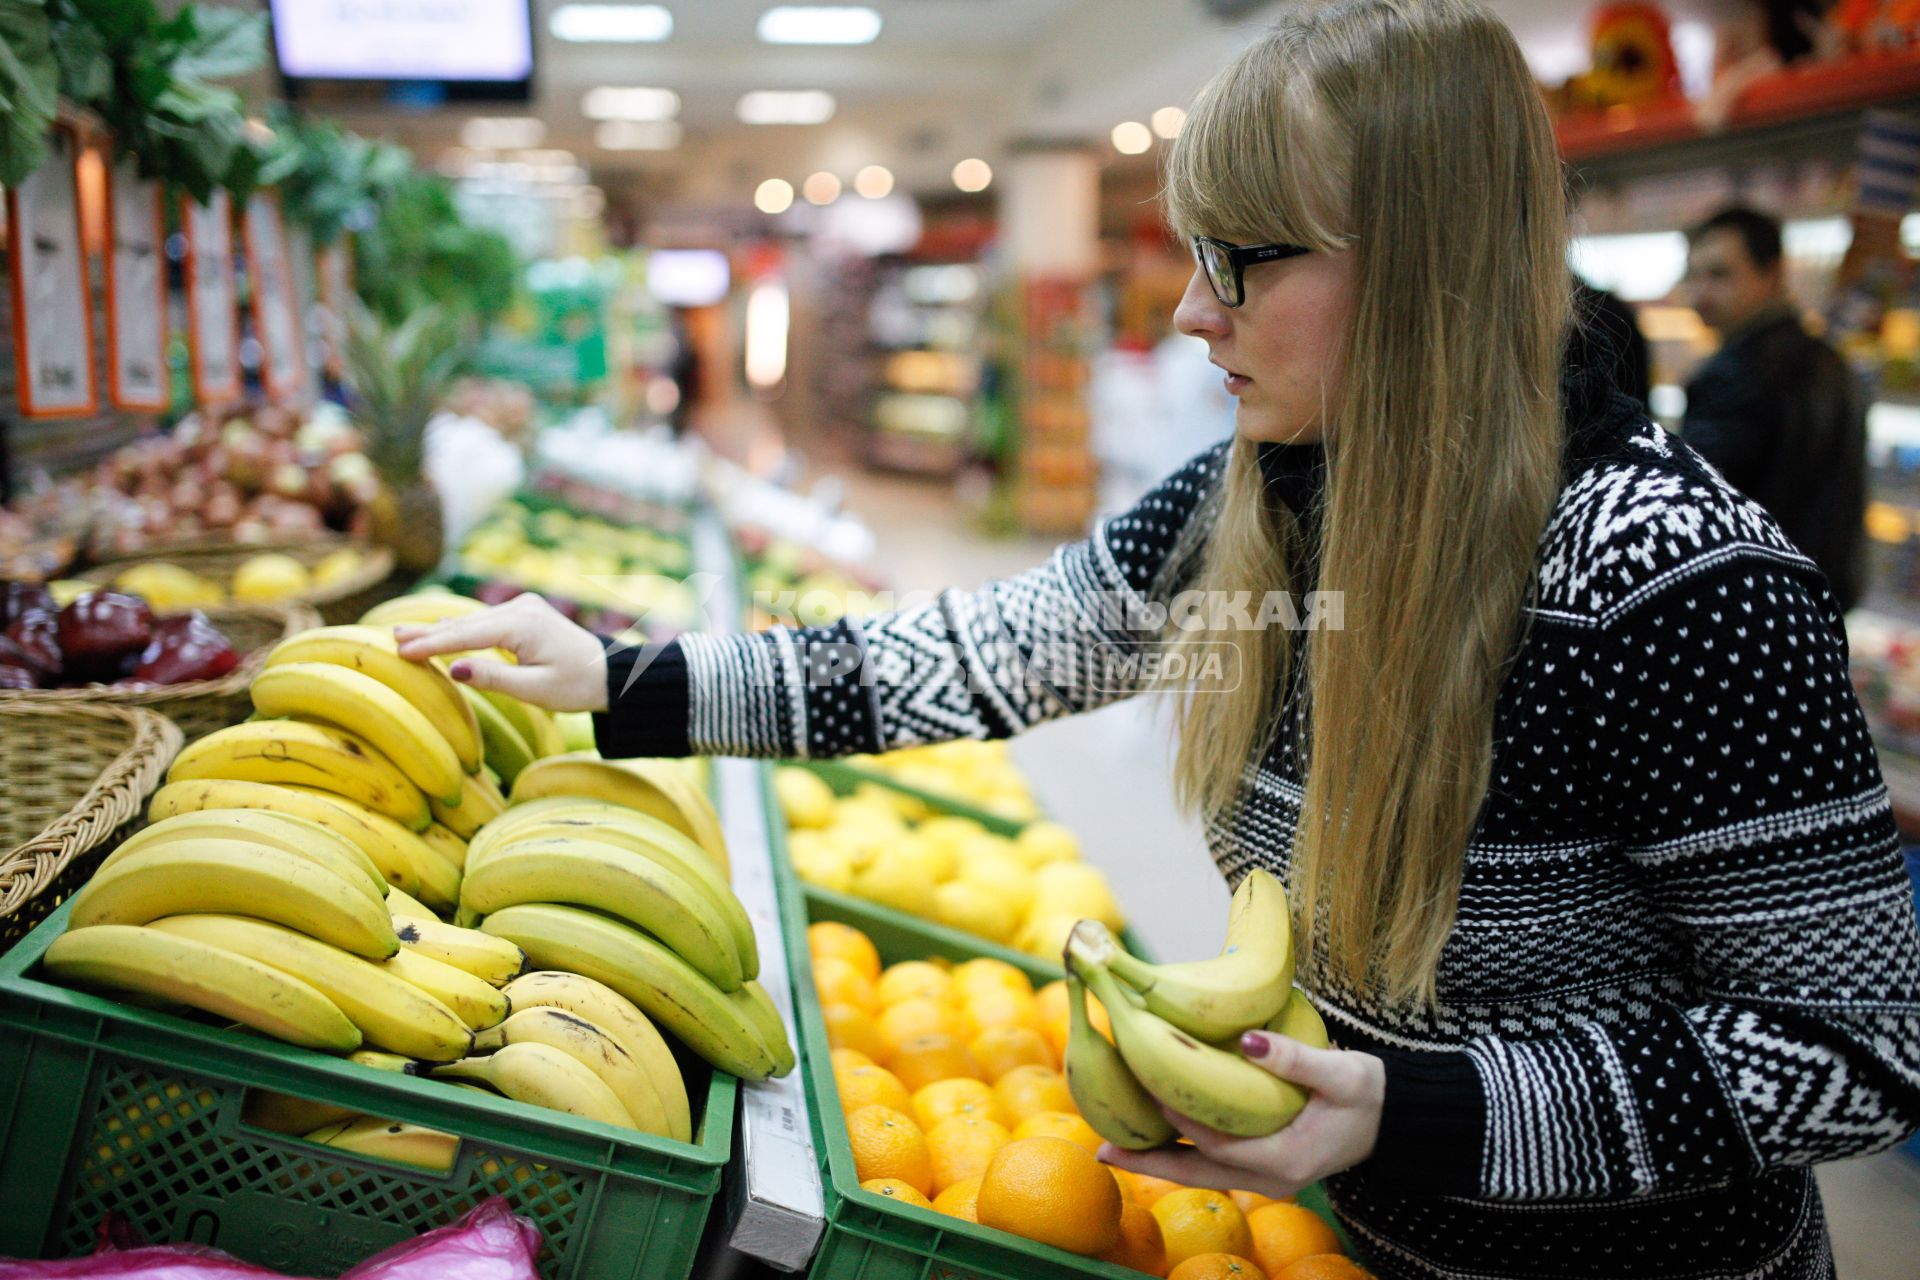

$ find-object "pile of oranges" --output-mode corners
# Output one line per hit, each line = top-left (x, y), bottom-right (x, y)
(808, 922), (1371, 1280)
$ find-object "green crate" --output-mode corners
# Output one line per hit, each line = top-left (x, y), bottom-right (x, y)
(763, 765), (1349, 1279)
(0, 901), (737, 1279)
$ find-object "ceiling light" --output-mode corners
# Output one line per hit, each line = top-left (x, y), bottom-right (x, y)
(952, 158), (992, 193)
(854, 164), (893, 199)
(461, 117), (546, 149)
(583, 86), (680, 121)
(757, 6), (882, 44)
(596, 121), (684, 151)
(551, 4), (674, 43)
(1112, 121), (1153, 154)
(737, 90), (836, 125)
(1151, 106), (1187, 139)
(804, 171), (842, 205)
(755, 178), (796, 214)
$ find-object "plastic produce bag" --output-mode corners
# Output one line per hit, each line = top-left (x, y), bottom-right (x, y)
(0, 1199), (540, 1280)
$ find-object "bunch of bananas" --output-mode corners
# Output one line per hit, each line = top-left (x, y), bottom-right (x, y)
(1063, 869), (1329, 1145)
(458, 757), (795, 1084)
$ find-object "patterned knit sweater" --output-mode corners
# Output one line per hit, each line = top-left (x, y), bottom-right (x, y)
(596, 381), (1920, 1279)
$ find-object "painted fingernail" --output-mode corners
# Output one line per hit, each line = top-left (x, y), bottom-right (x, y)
(1240, 1030), (1270, 1058)
(449, 661), (473, 681)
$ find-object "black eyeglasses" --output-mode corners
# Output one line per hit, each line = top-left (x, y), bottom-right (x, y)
(1192, 235), (1312, 308)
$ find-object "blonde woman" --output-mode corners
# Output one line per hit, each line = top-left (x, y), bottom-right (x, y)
(401, 1), (1920, 1273)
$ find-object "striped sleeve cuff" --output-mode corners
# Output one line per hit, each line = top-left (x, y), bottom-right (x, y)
(680, 630), (808, 757)
(594, 637), (691, 759)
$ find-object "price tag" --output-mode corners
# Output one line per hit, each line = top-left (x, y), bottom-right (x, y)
(317, 237), (354, 379)
(243, 191), (306, 402)
(5, 127), (99, 418)
(103, 156), (168, 411)
(183, 189), (241, 405)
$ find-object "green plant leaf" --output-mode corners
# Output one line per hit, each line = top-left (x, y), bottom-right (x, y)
(169, 5), (264, 83)
(0, 0), (59, 186)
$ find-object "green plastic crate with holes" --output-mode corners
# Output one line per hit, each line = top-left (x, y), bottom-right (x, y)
(0, 901), (736, 1278)
(764, 765), (1350, 1280)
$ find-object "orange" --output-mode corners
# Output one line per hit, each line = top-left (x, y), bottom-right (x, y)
(993, 1065), (1074, 1124)
(890, 1034), (980, 1092)
(847, 1105), (933, 1196)
(925, 1115), (1012, 1193)
(1271, 1257), (1375, 1280)
(956, 986), (1040, 1041)
(976, 1136), (1123, 1258)
(809, 921), (881, 982)
(1036, 979), (1108, 1058)
(1098, 1199), (1169, 1276)
(1152, 1189), (1253, 1271)
(1129, 1173), (1186, 1208)
(860, 1177), (933, 1209)
(875, 961), (953, 1007)
(814, 955), (879, 1013)
(830, 1048), (876, 1073)
(932, 1174), (983, 1222)
(1011, 1110), (1103, 1154)
(969, 1025), (1056, 1081)
(822, 1003), (886, 1061)
(912, 1077), (1006, 1130)
(951, 957), (1033, 1000)
(1168, 1253), (1264, 1280)
(876, 997), (963, 1056)
(1248, 1202), (1343, 1276)
(836, 1063), (914, 1117)
(1230, 1190), (1280, 1215)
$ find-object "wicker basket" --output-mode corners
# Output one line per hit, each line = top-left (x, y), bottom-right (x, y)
(81, 539), (398, 625)
(0, 603), (318, 741)
(0, 703), (182, 954)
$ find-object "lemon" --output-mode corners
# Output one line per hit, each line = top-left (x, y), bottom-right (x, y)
(833, 796), (909, 837)
(1016, 911), (1085, 961)
(853, 781), (927, 823)
(918, 815), (989, 862)
(905, 830), (957, 882)
(1031, 863), (1124, 931)
(790, 831), (856, 893)
(775, 766), (837, 829)
(231, 553), (311, 603)
(310, 547), (365, 589)
(956, 849), (1035, 919)
(933, 880), (1020, 943)
(1014, 821), (1081, 868)
(850, 852), (937, 917)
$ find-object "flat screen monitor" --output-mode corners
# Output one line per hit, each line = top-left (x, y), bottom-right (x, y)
(270, 0), (534, 102)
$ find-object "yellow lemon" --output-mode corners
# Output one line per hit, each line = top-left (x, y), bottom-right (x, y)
(1014, 821), (1081, 868)
(310, 547), (365, 589)
(231, 553), (311, 603)
(933, 881), (1020, 943)
(1032, 863), (1124, 931)
(851, 854), (937, 917)
(775, 767), (837, 829)
(957, 849), (1034, 919)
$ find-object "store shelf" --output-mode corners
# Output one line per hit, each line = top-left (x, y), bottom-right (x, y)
(1559, 51), (1920, 179)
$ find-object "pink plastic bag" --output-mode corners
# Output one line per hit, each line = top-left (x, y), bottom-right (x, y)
(0, 1199), (541, 1280)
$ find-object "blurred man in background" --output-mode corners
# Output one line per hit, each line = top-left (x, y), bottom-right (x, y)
(1681, 205), (1867, 611)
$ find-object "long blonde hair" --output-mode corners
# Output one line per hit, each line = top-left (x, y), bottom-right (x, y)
(1162, 0), (1569, 1005)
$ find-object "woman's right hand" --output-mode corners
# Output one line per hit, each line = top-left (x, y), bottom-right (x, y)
(393, 593), (611, 713)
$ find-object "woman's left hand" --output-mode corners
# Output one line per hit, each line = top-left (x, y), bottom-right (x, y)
(1098, 1031), (1386, 1200)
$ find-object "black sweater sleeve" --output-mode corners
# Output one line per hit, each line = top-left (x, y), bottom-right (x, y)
(592, 636), (691, 759)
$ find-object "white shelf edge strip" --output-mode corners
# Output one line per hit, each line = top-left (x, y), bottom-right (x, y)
(695, 509), (827, 1270)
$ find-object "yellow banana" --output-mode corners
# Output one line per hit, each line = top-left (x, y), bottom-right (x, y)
(500, 970), (691, 1142)
(384, 885), (440, 922)
(43, 925), (360, 1051)
(470, 802), (755, 977)
(732, 979), (796, 1078)
(383, 946), (509, 1029)
(1063, 968), (1175, 1150)
(147, 915), (472, 1062)
(168, 720), (431, 832)
(419, 822), (469, 874)
(392, 914), (526, 987)
(104, 809), (387, 904)
(482, 690), (564, 761)
(1099, 868), (1293, 1041)
(349, 1049), (422, 1073)
(481, 903), (774, 1080)
(463, 686), (535, 785)
(69, 839), (401, 959)
(307, 1115), (460, 1172)
(459, 836), (743, 991)
(508, 755), (730, 876)
(429, 771), (506, 839)
(243, 1091), (360, 1136)
(432, 1042), (633, 1129)
(1070, 923), (1307, 1139)
(149, 780), (423, 896)
(358, 591), (488, 628)
(471, 1007), (673, 1137)
(1264, 986), (1330, 1048)
(265, 625), (482, 774)
(252, 663), (464, 806)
